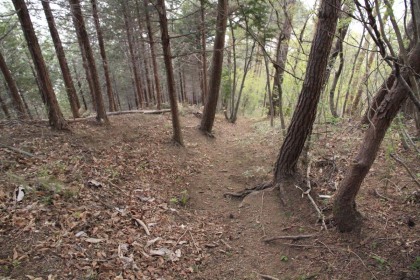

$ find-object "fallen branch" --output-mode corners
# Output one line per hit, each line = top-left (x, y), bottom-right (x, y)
(296, 157), (328, 230)
(390, 153), (420, 188)
(134, 218), (150, 236)
(262, 234), (317, 243)
(224, 181), (273, 199)
(0, 143), (35, 157)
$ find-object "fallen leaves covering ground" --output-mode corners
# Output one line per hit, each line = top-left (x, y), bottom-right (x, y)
(0, 112), (419, 280)
(0, 113), (224, 279)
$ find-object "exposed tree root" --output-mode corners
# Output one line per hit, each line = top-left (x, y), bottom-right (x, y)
(224, 181), (273, 199)
(262, 234), (317, 243)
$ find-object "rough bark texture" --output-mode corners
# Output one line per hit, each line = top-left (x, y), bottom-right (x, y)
(144, 0), (163, 109)
(91, 0), (116, 112)
(70, 0), (108, 124)
(12, 0), (67, 129)
(122, 3), (144, 108)
(156, 0), (184, 146)
(42, 0), (80, 118)
(273, 0), (339, 179)
(334, 42), (420, 232)
(0, 51), (27, 119)
(200, 0), (228, 134)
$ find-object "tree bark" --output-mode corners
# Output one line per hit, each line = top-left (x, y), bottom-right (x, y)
(200, 0), (208, 105)
(42, 0), (80, 118)
(122, 2), (144, 108)
(273, 0), (296, 131)
(273, 0), (339, 179)
(0, 90), (10, 119)
(72, 59), (88, 111)
(91, 0), (116, 112)
(333, 41), (420, 232)
(0, 51), (27, 119)
(12, 0), (67, 129)
(156, 0), (184, 145)
(69, 0), (108, 124)
(200, 0), (228, 134)
(144, 0), (163, 109)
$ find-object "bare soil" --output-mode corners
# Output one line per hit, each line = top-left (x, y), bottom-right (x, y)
(0, 111), (419, 280)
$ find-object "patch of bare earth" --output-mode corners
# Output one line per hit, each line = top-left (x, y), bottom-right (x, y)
(0, 112), (419, 280)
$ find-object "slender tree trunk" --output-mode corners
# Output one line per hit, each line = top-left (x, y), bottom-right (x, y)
(42, 0), (80, 118)
(72, 60), (88, 111)
(273, 0), (296, 132)
(69, 0), (108, 124)
(0, 90), (10, 119)
(122, 3), (144, 108)
(20, 91), (33, 119)
(135, 0), (154, 106)
(200, 0), (228, 134)
(144, 0), (163, 109)
(0, 51), (27, 119)
(334, 41), (420, 232)
(230, 39), (256, 123)
(12, 0), (67, 129)
(200, 0), (208, 104)
(264, 51), (274, 127)
(274, 0), (339, 179)
(342, 30), (365, 116)
(91, 0), (116, 112)
(156, 0), (184, 146)
(350, 50), (376, 115)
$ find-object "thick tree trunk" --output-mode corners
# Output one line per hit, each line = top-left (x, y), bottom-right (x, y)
(122, 3), (144, 108)
(69, 0), (108, 124)
(0, 51), (27, 119)
(156, 0), (184, 146)
(12, 0), (67, 129)
(144, 0), (163, 109)
(91, 0), (116, 112)
(200, 0), (228, 134)
(42, 0), (80, 118)
(334, 42), (420, 232)
(273, 0), (339, 179)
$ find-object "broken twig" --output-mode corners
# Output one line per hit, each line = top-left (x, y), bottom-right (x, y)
(262, 234), (317, 243)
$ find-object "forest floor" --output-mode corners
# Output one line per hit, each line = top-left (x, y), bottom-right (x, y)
(0, 109), (419, 280)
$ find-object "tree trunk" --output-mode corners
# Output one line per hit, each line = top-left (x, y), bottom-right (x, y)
(144, 0), (163, 109)
(333, 41), (420, 232)
(122, 3), (144, 109)
(350, 50), (376, 115)
(156, 0), (184, 146)
(273, 0), (296, 132)
(135, 0), (154, 107)
(0, 51), (27, 119)
(69, 0), (108, 124)
(0, 90), (10, 119)
(42, 0), (80, 118)
(200, 0), (228, 134)
(91, 0), (116, 112)
(12, 0), (67, 129)
(200, 0), (208, 104)
(273, 0), (339, 179)
(341, 30), (365, 116)
(72, 60), (88, 111)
